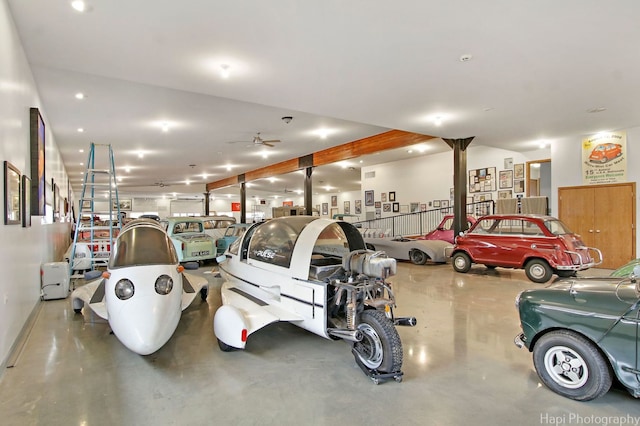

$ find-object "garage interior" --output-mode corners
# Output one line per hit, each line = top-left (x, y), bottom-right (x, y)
(2, 1), (640, 424)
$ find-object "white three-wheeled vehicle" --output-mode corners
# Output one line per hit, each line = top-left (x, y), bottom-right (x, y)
(213, 216), (416, 383)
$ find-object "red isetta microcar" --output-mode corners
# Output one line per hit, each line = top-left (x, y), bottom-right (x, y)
(450, 214), (602, 283)
(588, 143), (622, 163)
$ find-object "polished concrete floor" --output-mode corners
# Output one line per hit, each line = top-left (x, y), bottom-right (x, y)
(1, 262), (639, 426)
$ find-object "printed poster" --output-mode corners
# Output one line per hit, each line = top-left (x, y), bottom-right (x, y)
(582, 132), (626, 185)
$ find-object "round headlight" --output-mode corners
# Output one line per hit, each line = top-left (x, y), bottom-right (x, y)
(115, 279), (134, 300)
(155, 275), (174, 295)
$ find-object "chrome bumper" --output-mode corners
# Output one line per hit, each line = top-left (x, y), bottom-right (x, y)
(514, 333), (526, 349)
(556, 247), (603, 271)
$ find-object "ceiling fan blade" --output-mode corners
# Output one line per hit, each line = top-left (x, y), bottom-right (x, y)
(262, 139), (280, 143)
(262, 142), (275, 147)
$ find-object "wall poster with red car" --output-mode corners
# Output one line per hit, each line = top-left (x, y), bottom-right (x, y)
(582, 131), (626, 185)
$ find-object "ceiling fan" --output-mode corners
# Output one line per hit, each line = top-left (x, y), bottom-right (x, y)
(230, 132), (281, 148)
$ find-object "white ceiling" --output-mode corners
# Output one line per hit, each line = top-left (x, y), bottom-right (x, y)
(7, 1), (640, 200)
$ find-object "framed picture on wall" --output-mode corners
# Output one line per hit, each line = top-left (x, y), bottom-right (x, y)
(389, 191), (396, 202)
(383, 203), (391, 212)
(30, 108), (46, 216)
(514, 163), (525, 179)
(344, 201), (350, 214)
(392, 202), (399, 212)
(364, 190), (374, 206)
(498, 190), (512, 199)
(381, 192), (387, 202)
(4, 161), (21, 225)
(355, 200), (362, 214)
(374, 201), (381, 208)
(514, 179), (525, 193)
(322, 203), (328, 216)
(331, 195), (337, 207)
(499, 170), (513, 189)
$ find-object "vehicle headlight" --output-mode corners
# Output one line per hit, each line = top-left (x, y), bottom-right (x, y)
(115, 279), (135, 300)
(515, 290), (524, 309)
(155, 275), (173, 295)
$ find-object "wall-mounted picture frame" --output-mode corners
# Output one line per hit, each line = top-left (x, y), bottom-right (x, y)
(410, 202), (420, 213)
(354, 200), (362, 214)
(113, 199), (132, 211)
(514, 179), (525, 193)
(4, 161), (21, 225)
(504, 157), (513, 169)
(374, 201), (381, 208)
(388, 191), (396, 202)
(441, 200), (449, 208)
(364, 190), (374, 206)
(392, 202), (399, 213)
(344, 201), (350, 214)
(331, 195), (337, 207)
(22, 175), (31, 227)
(29, 108), (46, 216)
(400, 205), (409, 214)
(420, 203), (427, 212)
(322, 203), (328, 216)
(381, 192), (387, 202)
(498, 190), (512, 199)
(383, 203), (391, 212)
(514, 163), (525, 179)
(433, 200), (441, 208)
(499, 170), (513, 189)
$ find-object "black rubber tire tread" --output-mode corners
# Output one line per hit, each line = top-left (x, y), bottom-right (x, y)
(200, 287), (208, 300)
(532, 330), (612, 401)
(353, 310), (403, 373)
(525, 259), (553, 283)
(217, 338), (238, 352)
(556, 270), (576, 278)
(452, 252), (471, 273)
(410, 249), (428, 265)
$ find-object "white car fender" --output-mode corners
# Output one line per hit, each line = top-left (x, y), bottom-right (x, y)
(213, 305), (250, 349)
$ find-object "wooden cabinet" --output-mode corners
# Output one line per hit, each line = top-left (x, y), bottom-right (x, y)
(558, 183), (635, 269)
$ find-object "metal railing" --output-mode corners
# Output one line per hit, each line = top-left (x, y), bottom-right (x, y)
(354, 200), (494, 237)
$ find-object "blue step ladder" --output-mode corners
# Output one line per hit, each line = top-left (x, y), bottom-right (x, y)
(69, 143), (121, 277)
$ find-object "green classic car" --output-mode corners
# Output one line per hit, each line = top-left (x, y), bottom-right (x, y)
(514, 269), (640, 401)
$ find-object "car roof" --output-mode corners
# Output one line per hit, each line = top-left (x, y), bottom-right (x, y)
(477, 214), (557, 221)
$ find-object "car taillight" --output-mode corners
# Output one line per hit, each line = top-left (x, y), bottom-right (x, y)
(181, 242), (185, 251)
(241, 329), (248, 342)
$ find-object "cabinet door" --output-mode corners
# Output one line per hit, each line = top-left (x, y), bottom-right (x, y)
(558, 187), (595, 247)
(593, 184), (635, 268)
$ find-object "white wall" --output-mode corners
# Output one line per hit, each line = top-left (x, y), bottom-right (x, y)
(361, 144), (549, 218)
(0, 0), (72, 368)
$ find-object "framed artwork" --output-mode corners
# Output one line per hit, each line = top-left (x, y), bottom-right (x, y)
(499, 170), (513, 189)
(381, 192), (387, 202)
(4, 161), (21, 225)
(114, 199), (132, 211)
(315, 204), (320, 213)
(331, 195), (337, 207)
(53, 183), (59, 219)
(410, 202), (420, 213)
(22, 175), (31, 227)
(514, 163), (525, 179)
(375, 208), (381, 219)
(389, 191), (396, 202)
(441, 200), (449, 208)
(322, 203), (328, 216)
(374, 201), (381, 208)
(29, 108), (46, 216)
(514, 179), (525, 193)
(344, 201), (350, 214)
(468, 167), (496, 193)
(504, 157), (513, 169)
(433, 200), (441, 208)
(498, 190), (512, 199)
(420, 203), (427, 212)
(364, 190), (374, 206)
(383, 203), (391, 212)
(400, 205), (409, 214)
(392, 202), (399, 213)
(355, 200), (362, 214)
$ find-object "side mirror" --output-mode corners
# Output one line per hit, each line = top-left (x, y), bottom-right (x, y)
(216, 254), (228, 264)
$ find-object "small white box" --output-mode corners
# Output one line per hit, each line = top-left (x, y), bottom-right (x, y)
(41, 262), (70, 300)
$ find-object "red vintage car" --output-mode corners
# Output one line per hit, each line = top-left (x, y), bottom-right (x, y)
(419, 215), (477, 244)
(588, 143), (622, 163)
(450, 214), (602, 283)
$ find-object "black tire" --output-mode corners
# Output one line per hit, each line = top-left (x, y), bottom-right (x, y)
(217, 338), (238, 352)
(73, 308), (82, 314)
(525, 259), (553, 283)
(352, 310), (402, 373)
(200, 287), (208, 300)
(366, 243), (375, 251)
(556, 270), (576, 278)
(532, 330), (612, 401)
(410, 249), (428, 265)
(486, 265), (497, 270)
(452, 252), (471, 273)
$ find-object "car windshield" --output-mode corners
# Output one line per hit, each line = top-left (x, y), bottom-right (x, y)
(172, 221), (203, 234)
(109, 225), (178, 268)
(544, 219), (573, 235)
(248, 217), (316, 268)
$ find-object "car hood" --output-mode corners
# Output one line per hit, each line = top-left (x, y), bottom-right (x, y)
(524, 277), (639, 316)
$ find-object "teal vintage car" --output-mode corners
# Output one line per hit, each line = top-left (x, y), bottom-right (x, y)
(514, 268), (640, 401)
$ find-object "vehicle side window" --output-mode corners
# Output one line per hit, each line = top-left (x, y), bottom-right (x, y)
(203, 221), (213, 229)
(470, 219), (496, 234)
(442, 218), (454, 230)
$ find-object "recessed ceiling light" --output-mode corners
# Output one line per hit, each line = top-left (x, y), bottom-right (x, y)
(75, 92), (85, 100)
(220, 64), (230, 79)
(71, 1), (86, 12)
(161, 122), (170, 132)
(77, 128), (84, 132)
(138, 151), (144, 159)
(79, 149), (84, 153)
(434, 116), (443, 126)
(460, 54), (473, 62)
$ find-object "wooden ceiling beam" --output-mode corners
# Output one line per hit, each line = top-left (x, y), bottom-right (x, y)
(205, 129), (437, 190)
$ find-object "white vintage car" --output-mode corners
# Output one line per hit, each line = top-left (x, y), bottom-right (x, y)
(71, 219), (208, 355)
(213, 216), (416, 383)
